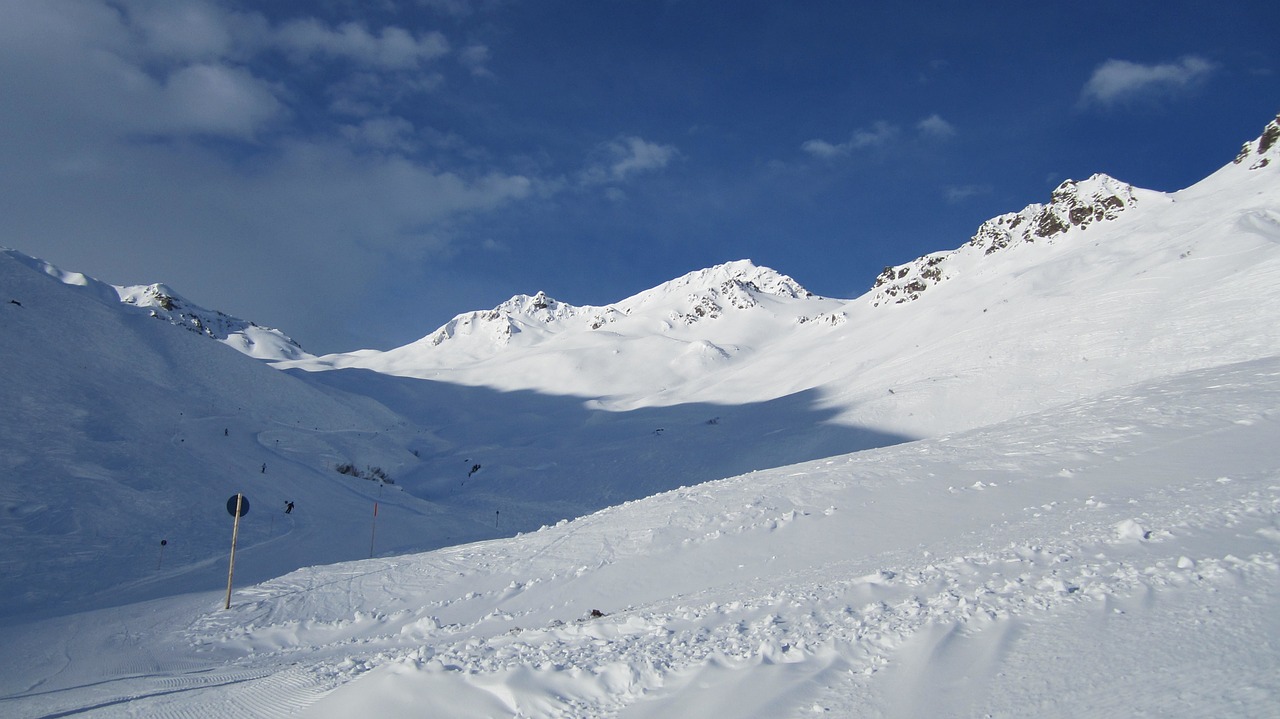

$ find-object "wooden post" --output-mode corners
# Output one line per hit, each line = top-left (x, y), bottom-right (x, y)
(225, 493), (243, 610)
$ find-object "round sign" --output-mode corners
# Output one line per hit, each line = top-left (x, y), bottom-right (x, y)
(226, 494), (250, 517)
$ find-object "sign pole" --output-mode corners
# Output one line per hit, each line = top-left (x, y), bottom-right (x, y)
(369, 501), (378, 558)
(225, 493), (244, 610)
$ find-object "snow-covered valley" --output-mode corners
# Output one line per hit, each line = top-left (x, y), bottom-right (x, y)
(1, 113), (1278, 717)
(3, 357), (1278, 717)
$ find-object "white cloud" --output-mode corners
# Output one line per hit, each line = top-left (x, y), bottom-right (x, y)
(459, 45), (492, 77)
(0, 0), (549, 351)
(801, 121), (899, 158)
(125, 0), (241, 61)
(800, 139), (844, 159)
(1080, 56), (1216, 107)
(944, 184), (991, 203)
(917, 114), (956, 139)
(580, 136), (680, 186)
(274, 19), (450, 69)
(159, 63), (284, 137)
(339, 116), (419, 151)
(608, 136), (678, 179)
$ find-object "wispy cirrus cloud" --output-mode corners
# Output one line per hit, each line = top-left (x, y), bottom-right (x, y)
(801, 121), (899, 159)
(1079, 56), (1216, 108)
(916, 114), (956, 140)
(273, 19), (450, 69)
(580, 135), (680, 186)
(943, 184), (991, 204)
(803, 115), (955, 159)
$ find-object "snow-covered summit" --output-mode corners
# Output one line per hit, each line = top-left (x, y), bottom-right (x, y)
(870, 173), (1150, 306)
(2, 247), (310, 361)
(283, 109), (1280, 421)
(288, 259), (841, 397)
(615, 259), (813, 326)
(117, 282), (311, 361)
(867, 107), (1276, 313)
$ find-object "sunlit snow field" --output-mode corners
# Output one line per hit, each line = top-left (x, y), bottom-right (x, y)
(2, 118), (1279, 717)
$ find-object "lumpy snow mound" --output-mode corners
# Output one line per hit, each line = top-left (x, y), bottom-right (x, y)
(1, 356), (1277, 717)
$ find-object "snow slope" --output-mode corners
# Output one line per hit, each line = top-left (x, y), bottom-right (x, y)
(1, 356), (1276, 717)
(286, 117), (1280, 444)
(1, 113), (1279, 717)
(0, 248), (498, 621)
(3, 248), (311, 361)
(115, 281), (311, 362)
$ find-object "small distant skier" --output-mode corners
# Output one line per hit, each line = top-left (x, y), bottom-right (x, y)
(261, 463), (266, 473)
(469, 463), (481, 477)
(224, 428), (228, 436)
(285, 501), (294, 514)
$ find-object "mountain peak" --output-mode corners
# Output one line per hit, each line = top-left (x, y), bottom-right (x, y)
(1233, 112), (1280, 170)
(116, 282), (311, 361)
(625, 260), (811, 305)
(870, 173), (1141, 306)
(4, 248), (308, 361)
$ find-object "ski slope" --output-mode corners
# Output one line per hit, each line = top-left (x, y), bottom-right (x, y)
(1, 114), (1279, 716)
(1, 357), (1277, 717)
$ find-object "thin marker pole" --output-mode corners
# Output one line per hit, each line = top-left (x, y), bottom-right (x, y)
(369, 501), (378, 558)
(225, 493), (243, 610)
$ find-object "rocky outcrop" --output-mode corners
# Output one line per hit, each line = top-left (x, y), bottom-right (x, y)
(1233, 112), (1280, 170)
(870, 174), (1139, 306)
(118, 283), (307, 359)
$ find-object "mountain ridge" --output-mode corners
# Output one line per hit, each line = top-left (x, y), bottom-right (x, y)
(3, 112), (1278, 623)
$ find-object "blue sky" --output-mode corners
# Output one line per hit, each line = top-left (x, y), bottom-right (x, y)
(2, 0), (1277, 353)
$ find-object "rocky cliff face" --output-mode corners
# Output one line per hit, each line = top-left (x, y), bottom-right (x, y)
(1233, 112), (1280, 170)
(869, 173), (1140, 306)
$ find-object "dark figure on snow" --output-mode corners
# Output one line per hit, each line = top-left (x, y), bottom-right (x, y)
(469, 463), (481, 477)
(261, 463), (266, 473)
(285, 501), (294, 514)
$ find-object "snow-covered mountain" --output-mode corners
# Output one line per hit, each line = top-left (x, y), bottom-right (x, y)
(0, 248), (499, 620)
(5, 344), (1280, 718)
(283, 259), (847, 402)
(2, 248), (310, 361)
(2, 113), (1279, 718)
(286, 113), (1280, 441)
(116, 282), (311, 361)
(869, 172), (1151, 305)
